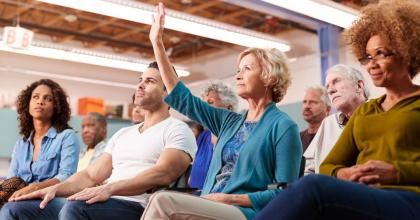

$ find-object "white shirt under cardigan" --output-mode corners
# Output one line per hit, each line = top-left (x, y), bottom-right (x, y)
(304, 113), (344, 174)
(103, 117), (197, 207)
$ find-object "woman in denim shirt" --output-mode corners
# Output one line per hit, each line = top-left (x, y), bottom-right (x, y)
(0, 79), (80, 218)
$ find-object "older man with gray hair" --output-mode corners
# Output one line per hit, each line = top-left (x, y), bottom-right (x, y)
(189, 81), (238, 190)
(78, 112), (107, 171)
(300, 86), (331, 152)
(304, 64), (369, 174)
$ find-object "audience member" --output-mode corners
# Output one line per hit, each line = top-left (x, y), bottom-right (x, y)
(189, 81), (238, 190)
(8, 62), (197, 220)
(0, 79), (80, 218)
(254, 1), (420, 219)
(77, 112), (107, 171)
(141, 3), (301, 220)
(304, 64), (369, 174)
(300, 86), (331, 152)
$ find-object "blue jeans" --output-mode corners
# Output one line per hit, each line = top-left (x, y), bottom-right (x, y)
(0, 198), (66, 220)
(59, 198), (144, 220)
(255, 175), (420, 220)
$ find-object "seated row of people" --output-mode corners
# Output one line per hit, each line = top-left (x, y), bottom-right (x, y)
(304, 64), (369, 174)
(145, 1), (420, 219)
(254, 0), (420, 219)
(142, 4), (301, 219)
(0, 0), (418, 219)
(0, 62), (198, 219)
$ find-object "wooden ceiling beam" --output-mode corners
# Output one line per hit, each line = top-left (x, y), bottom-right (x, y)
(215, 9), (249, 22)
(42, 14), (63, 26)
(58, 17), (117, 43)
(88, 27), (146, 48)
(2, 0), (40, 19)
(185, 1), (220, 13)
(80, 17), (118, 34)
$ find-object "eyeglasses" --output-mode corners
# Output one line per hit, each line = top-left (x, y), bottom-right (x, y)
(358, 51), (395, 66)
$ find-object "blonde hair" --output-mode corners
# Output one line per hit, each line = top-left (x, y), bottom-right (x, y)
(238, 48), (291, 103)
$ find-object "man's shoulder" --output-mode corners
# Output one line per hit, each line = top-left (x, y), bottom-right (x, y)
(318, 113), (341, 130)
(324, 113), (339, 122)
(164, 117), (190, 130)
(166, 116), (188, 124)
(95, 139), (108, 148)
(117, 124), (139, 133)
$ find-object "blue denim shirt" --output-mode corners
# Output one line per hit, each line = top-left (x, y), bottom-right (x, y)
(8, 127), (80, 183)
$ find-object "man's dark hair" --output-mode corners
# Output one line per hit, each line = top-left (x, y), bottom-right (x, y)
(148, 61), (178, 77)
(147, 61), (175, 110)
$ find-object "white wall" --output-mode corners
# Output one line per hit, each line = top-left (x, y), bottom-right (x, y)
(0, 50), (140, 118)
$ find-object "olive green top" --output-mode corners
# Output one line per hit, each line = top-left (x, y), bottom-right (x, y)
(320, 94), (420, 193)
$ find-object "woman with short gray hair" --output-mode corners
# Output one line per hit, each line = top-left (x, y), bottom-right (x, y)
(200, 81), (238, 112)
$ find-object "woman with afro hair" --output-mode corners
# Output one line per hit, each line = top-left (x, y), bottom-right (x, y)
(255, 0), (420, 219)
(0, 79), (80, 219)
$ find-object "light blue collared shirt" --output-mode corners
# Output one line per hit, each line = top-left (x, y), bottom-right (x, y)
(8, 127), (80, 183)
(79, 139), (107, 165)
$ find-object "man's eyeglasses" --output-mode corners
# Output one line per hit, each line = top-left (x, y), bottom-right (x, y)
(358, 51), (394, 66)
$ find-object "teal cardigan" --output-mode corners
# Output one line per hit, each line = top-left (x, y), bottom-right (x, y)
(165, 82), (302, 219)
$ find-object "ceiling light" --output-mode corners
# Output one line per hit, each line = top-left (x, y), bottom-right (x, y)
(63, 14), (78, 23)
(261, 0), (359, 29)
(0, 66), (137, 89)
(36, 0), (290, 51)
(0, 38), (190, 77)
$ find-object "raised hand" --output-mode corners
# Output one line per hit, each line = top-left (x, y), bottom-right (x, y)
(13, 185), (58, 209)
(149, 2), (165, 45)
(67, 184), (112, 205)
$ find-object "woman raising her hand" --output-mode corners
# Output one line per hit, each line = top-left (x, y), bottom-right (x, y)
(141, 3), (302, 220)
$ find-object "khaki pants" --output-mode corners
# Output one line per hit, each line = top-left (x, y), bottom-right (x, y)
(141, 191), (247, 220)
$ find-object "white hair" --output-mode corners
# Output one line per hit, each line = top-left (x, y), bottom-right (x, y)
(326, 64), (370, 99)
(305, 85), (331, 108)
(200, 81), (238, 112)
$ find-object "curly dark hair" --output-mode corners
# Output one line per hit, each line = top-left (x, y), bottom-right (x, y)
(16, 79), (72, 140)
(345, 0), (420, 78)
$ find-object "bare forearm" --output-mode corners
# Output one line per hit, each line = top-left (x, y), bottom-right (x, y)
(151, 40), (179, 93)
(204, 193), (253, 208)
(109, 167), (173, 196)
(231, 194), (252, 207)
(30, 178), (60, 190)
(55, 171), (98, 197)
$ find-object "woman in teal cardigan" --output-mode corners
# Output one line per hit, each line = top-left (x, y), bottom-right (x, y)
(141, 3), (301, 220)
